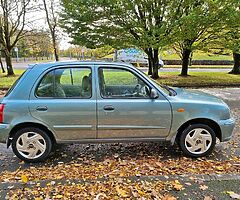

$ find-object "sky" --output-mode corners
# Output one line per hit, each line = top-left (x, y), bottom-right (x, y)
(25, 1), (72, 50)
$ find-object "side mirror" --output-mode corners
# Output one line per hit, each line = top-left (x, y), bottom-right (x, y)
(150, 88), (159, 99)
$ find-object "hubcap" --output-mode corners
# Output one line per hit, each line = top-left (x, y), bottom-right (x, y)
(16, 132), (46, 159)
(185, 128), (212, 155)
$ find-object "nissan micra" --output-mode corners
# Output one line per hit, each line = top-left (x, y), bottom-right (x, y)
(0, 61), (235, 162)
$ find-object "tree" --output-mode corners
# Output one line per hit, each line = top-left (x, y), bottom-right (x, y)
(172, 0), (228, 76)
(0, 0), (31, 75)
(17, 30), (53, 59)
(60, 0), (187, 79)
(222, 0), (240, 74)
(43, 0), (60, 61)
(0, 50), (4, 73)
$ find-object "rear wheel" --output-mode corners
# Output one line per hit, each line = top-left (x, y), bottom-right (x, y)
(12, 127), (52, 162)
(179, 124), (216, 157)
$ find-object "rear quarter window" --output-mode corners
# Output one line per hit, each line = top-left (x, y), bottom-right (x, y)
(5, 71), (26, 97)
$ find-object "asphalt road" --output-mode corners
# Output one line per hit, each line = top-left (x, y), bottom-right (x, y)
(2, 61), (231, 72)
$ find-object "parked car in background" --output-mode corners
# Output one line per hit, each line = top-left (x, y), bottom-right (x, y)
(0, 61), (234, 162)
(116, 48), (164, 68)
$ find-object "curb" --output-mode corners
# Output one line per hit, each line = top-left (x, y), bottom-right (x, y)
(1, 173), (240, 191)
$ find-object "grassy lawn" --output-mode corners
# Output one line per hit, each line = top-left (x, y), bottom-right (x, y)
(157, 72), (240, 87)
(162, 51), (232, 61)
(0, 69), (25, 89)
(105, 51), (233, 61)
(1, 69), (240, 90)
(163, 65), (232, 69)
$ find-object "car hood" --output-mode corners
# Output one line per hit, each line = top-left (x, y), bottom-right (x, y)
(173, 87), (224, 104)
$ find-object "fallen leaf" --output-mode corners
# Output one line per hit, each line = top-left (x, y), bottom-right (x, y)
(199, 185), (208, 191)
(149, 166), (155, 171)
(116, 185), (129, 197)
(162, 194), (177, 200)
(215, 166), (224, 171)
(172, 180), (183, 191)
(226, 191), (236, 195)
(55, 194), (63, 199)
(21, 175), (28, 183)
(204, 196), (213, 200)
(229, 192), (240, 199)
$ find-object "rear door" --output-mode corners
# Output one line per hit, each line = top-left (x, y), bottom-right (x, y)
(96, 66), (172, 139)
(29, 65), (97, 141)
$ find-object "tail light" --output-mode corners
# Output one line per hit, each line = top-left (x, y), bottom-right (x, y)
(0, 104), (5, 123)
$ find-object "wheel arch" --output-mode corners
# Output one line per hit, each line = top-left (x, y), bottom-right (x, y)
(175, 118), (222, 144)
(8, 122), (56, 148)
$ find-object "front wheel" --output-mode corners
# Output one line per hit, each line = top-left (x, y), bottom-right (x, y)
(12, 127), (52, 162)
(179, 124), (216, 157)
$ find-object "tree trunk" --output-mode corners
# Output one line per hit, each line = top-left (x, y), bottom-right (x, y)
(4, 50), (14, 76)
(52, 33), (59, 61)
(151, 48), (159, 79)
(148, 57), (153, 75)
(189, 51), (193, 66)
(229, 52), (240, 74)
(145, 48), (153, 75)
(0, 56), (5, 73)
(180, 48), (191, 76)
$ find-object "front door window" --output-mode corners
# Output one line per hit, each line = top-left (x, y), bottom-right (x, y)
(98, 68), (151, 98)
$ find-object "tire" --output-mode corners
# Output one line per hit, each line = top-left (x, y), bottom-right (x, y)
(179, 124), (216, 158)
(12, 127), (52, 163)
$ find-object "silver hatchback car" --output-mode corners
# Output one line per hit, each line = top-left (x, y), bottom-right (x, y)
(0, 61), (235, 162)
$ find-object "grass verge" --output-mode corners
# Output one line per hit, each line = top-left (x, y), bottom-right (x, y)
(157, 72), (240, 87)
(163, 65), (232, 69)
(0, 69), (25, 89)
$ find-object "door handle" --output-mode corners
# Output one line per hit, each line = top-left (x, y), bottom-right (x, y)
(103, 105), (115, 111)
(36, 106), (48, 111)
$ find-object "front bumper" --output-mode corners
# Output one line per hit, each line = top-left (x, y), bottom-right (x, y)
(219, 118), (235, 142)
(0, 123), (10, 143)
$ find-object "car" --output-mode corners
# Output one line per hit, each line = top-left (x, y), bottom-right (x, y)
(116, 48), (164, 68)
(0, 61), (235, 162)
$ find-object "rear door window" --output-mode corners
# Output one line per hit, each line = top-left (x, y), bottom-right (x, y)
(36, 67), (92, 98)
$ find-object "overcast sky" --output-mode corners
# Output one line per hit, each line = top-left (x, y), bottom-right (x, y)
(25, 1), (72, 50)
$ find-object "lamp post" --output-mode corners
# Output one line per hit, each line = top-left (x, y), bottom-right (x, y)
(14, 47), (19, 62)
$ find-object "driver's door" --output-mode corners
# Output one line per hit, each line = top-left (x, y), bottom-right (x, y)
(97, 66), (172, 139)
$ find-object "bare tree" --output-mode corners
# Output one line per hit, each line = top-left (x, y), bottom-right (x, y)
(0, 0), (31, 75)
(0, 53), (4, 73)
(0, 45), (5, 73)
(43, 0), (59, 61)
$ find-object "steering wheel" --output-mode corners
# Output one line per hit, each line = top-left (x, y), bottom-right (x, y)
(133, 84), (148, 97)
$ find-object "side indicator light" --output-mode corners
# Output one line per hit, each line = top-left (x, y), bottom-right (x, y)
(177, 108), (185, 113)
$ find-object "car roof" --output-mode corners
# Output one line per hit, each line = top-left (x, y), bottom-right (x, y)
(30, 60), (134, 71)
